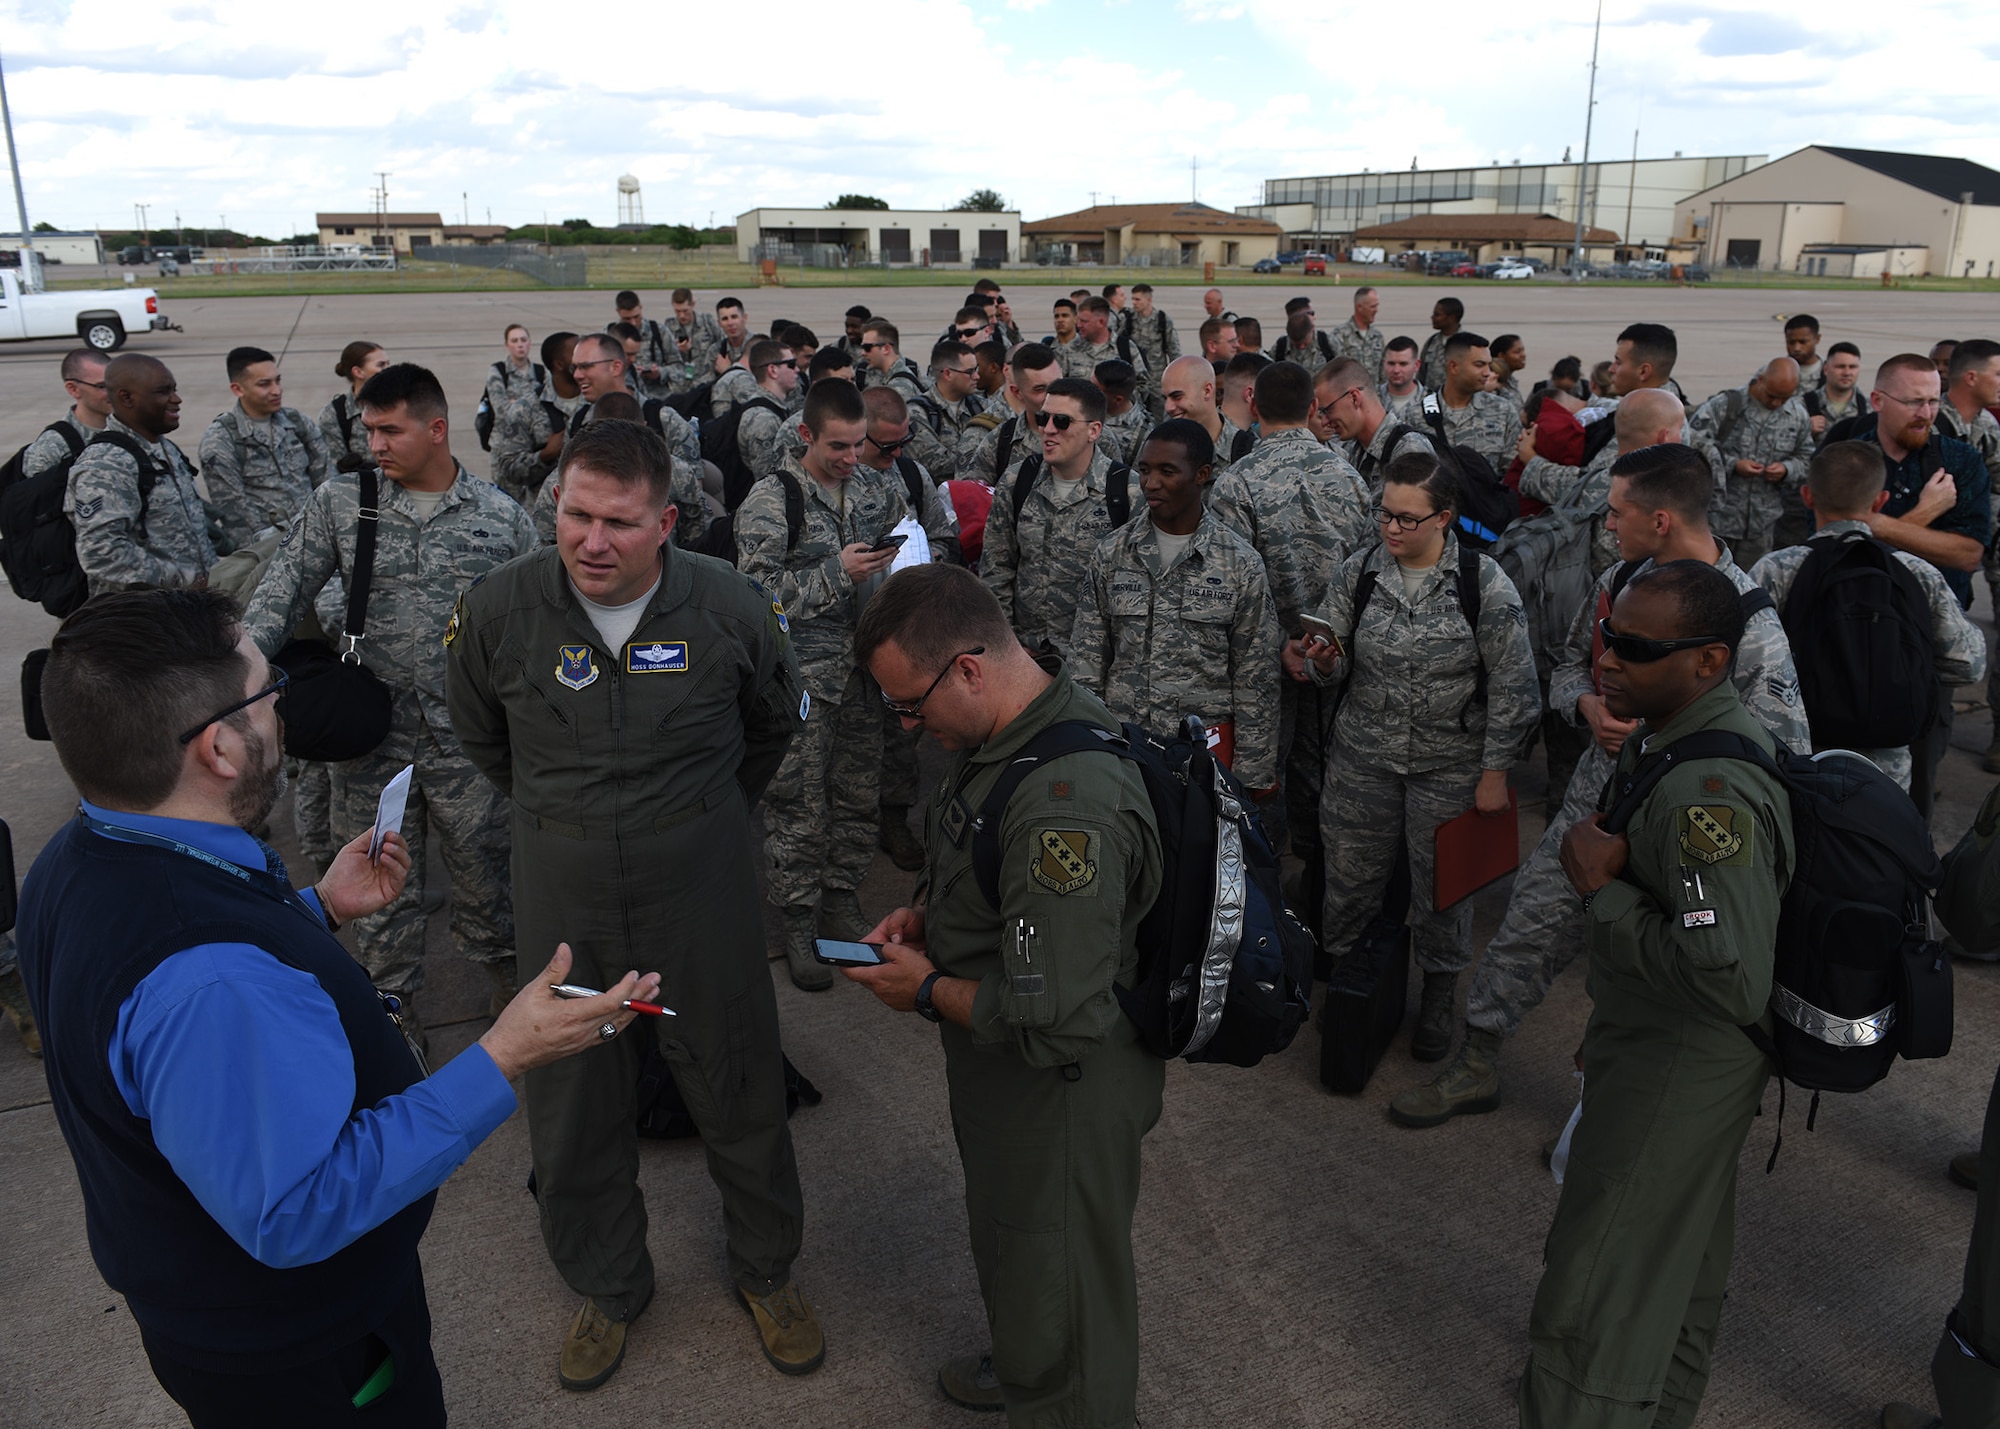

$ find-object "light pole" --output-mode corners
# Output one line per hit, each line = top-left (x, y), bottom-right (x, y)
(0, 47), (32, 246)
(1570, 0), (1602, 279)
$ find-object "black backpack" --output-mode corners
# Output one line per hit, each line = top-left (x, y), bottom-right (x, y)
(0, 426), (147, 619)
(1578, 412), (1619, 466)
(657, 382), (715, 422)
(700, 397), (787, 513)
(1273, 330), (1337, 365)
(474, 361), (546, 452)
(968, 716), (1315, 1067)
(1778, 535), (1937, 750)
(1229, 428), (1257, 463)
(1602, 732), (1949, 1122)
(1395, 394), (1520, 549)
(1009, 456), (1133, 528)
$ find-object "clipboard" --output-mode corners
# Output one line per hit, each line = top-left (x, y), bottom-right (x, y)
(1434, 791), (1520, 909)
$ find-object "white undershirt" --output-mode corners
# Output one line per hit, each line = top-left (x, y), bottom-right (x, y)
(403, 488), (447, 521)
(1152, 527), (1195, 567)
(1396, 557), (1436, 602)
(568, 572), (661, 651)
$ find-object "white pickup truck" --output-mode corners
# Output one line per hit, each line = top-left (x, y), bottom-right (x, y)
(0, 267), (175, 351)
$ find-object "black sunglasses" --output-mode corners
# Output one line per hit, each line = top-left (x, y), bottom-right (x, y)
(1596, 619), (1726, 664)
(880, 648), (984, 718)
(179, 667), (289, 744)
(1030, 410), (1078, 431)
(868, 434), (910, 454)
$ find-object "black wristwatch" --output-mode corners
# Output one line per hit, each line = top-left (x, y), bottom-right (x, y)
(914, 971), (946, 1024)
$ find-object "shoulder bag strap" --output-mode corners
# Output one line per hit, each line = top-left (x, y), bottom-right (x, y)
(342, 465), (381, 659)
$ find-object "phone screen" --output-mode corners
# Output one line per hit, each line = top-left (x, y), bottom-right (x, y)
(813, 938), (887, 967)
(871, 534), (910, 552)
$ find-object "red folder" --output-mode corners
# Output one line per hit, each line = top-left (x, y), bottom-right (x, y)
(1434, 791), (1521, 909)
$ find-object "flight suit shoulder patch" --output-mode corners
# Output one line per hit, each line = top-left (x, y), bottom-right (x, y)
(1031, 828), (1098, 896)
(1678, 803), (1752, 867)
(443, 592), (463, 648)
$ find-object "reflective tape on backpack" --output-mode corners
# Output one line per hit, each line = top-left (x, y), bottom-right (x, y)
(1185, 773), (1247, 1057)
(1773, 983), (1896, 1047)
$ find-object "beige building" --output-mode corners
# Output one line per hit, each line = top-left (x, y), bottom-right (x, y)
(736, 207), (1021, 267)
(1022, 202), (1281, 268)
(315, 212), (445, 253)
(1674, 146), (2000, 278)
(1351, 214), (1621, 267)
(1244, 154), (1763, 255)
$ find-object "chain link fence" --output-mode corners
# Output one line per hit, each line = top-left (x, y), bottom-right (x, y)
(413, 243), (587, 286)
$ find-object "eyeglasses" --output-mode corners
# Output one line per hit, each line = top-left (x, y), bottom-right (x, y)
(1596, 619), (1725, 663)
(770, 359), (798, 370)
(1371, 505), (1443, 531)
(868, 434), (910, 454)
(1030, 410), (1079, 431)
(1878, 392), (1941, 412)
(954, 327), (984, 339)
(179, 667), (289, 745)
(860, 341), (886, 352)
(944, 366), (978, 379)
(72, 379), (108, 391)
(571, 358), (616, 371)
(1315, 388), (1362, 422)
(880, 647), (984, 718)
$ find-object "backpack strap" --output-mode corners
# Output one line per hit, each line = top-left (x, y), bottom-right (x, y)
(1010, 454), (1044, 520)
(341, 465), (383, 658)
(1600, 729), (1771, 835)
(894, 455), (926, 513)
(1455, 545), (1487, 712)
(1607, 557), (1641, 606)
(779, 468), (806, 552)
(532, 363), (548, 397)
(1230, 427), (1256, 462)
(86, 431), (163, 504)
(1739, 586), (1775, 621)
(332, 395), (355, 449)
(996, 415), (1017, 483)
(967, 720), (1133, 908)
(51, 421), (85, 458)
(1317, 330), (1337, 362)
(1106, 463), (1132, 528)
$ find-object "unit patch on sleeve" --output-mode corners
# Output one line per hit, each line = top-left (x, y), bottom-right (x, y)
(1031, 828), (1098, 896)
(625, 640), (689, 673)
(1678, 804), (1752, 867)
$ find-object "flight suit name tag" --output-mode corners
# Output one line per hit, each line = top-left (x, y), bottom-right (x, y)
(556, 644), (599, 691)
(625, 640), (689, 673)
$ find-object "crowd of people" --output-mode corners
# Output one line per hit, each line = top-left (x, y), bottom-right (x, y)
(5, 273), (2000, 1429)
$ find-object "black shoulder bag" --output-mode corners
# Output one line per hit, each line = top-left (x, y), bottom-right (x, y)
(271, 466), (393, 761)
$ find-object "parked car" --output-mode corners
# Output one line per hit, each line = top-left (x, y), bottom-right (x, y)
(1302, 253), (1327, 276)
(0, 266), (173, 350)
(1426, 250), (1473, 275)
(1253, 257), (1282, 274)
(1449, 261), (1478, 277)
(1491, 260), (1535, 280)
(1276, 250), (1305, 265)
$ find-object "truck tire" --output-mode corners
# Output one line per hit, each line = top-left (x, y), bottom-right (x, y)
(79, 316), (126, 352)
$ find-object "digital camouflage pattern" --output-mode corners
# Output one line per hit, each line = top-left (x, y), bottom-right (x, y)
(1332, 319), (1385, 384)
(198, 404), (331, 552)
(1207, 426), (1372, 633)
(1435, 390), (1524, 479)
(1694, 385), (1816, 559)
(980, 448), (1128, 656)
(64, 415), (215, 594)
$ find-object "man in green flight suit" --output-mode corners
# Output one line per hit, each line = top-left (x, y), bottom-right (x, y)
(444, 419), (824, 1392)
(1524, 559), (1794, 1427)
(844, 563), (1164, 1427)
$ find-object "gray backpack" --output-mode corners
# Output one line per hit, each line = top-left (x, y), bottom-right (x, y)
(1489, 458), (1609, 671)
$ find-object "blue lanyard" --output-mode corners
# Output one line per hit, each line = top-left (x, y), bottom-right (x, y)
(82, 813), (316, 924)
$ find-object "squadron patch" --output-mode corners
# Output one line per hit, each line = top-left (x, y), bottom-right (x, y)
(625, 640), (689, 673)
(771, 600), (789, 635)
(442, 595), (463, 648)
(1031, 829), (1098, 895)
(1678, 804), (1751, 866)
(556, 644), (599, 691)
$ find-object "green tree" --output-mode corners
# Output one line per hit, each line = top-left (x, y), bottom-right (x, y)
(32, 220), (56, 232)
(950, 189), (1007, 212)
(826, 194), (889, 210)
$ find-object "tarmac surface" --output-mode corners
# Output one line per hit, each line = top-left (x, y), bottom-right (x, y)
(4, 284), (2000, 1427)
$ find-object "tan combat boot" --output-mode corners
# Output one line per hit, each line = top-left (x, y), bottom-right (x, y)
(939, 1351), (1005, 1412)
(783, 906), (832, 992)
(738, 1280), (825, 1375)
(558, 1290), (649, 1391)
(1389, 1026), (1503, 1128)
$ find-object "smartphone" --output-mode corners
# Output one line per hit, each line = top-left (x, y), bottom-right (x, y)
(812, 938), (888, 968)
(1297, 615), (1344, 659)
(870, 534), (910, 553)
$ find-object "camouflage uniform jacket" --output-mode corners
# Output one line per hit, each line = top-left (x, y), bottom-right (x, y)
(1347, 418), (1438, 493)
(1435, 390), (1523, 478)
(1061, 336), (1147, 389)
(710, 364), (760, 417)
(980, 449), (1128, 656)
(64, 415), (214, 594)
(736, 391), (792, 486)
(1418, 330), (1453, 394)
(484, 357), (548, 416)
(1207, 425), (1372, 633)
(1332, 319), (1385, 383)
(965, 409), (1039, 492)
(1694, 385), (1816, 539)
(317, 393), (373, 470)
(1098, 405), (1150, 467)
(734, 453), (911, 699)
(22, 407), (98, 480)
(1521, 439), (1624, 581)
(244, 462), (535, 762)
(1070, 514), (1283, 789)
(1210, 416), (1252, 473)
(1749, 522), (1984, 786)
(875, 364), (925, 404)
(1269, 329), (1337, 375)
(663, 314), (725, 393)
(609, 319), (675, 399)
(1937, 401), (2000, 499)
(1380, 384), (1426, 425)
(199, 404), (332, 552)
(529, 446), (711, 554)
(906, 387), (986, 483)
(1310, 532), (1541, 775)
(1550, 543), (1809, 753)
(1128, 309), (1180, 379)
(491, 390), (581, 506)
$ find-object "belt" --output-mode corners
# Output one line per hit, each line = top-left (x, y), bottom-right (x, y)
(523, 789), (730, 841)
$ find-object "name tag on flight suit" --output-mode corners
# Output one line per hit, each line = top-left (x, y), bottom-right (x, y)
(625, 640), (689, 673)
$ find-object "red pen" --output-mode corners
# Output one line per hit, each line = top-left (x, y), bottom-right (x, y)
(623, 999), (674, 1017)
(551, 983), (677, 1017)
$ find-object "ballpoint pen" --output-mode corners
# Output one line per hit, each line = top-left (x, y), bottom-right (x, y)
(550, 982), (676, 1016)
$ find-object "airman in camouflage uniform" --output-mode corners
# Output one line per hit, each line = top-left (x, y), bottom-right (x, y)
(1751, 521), (1984, 789)
(531, 400), (709, 550)
(1070, 512), (1283, 789)
(663, 297), (725, 394)
(318, 393), (374, 472)
(711, 363), (760, 416)
(1381, 382), (1426, 425)
(1209, 411), (1373, 855)
(738, 401), (793, 487)
(1309, 531), (1541, 1013)
(22, 407), (103, 480)
(981, 447), (1129, 657)
(1331, 288), (1386, 383)
(244, 454), (534, 1018)
(1392, 538), (1805, 1124)
(1097, 402), (1150, 467)
(491, 388), (582, 508)
(198, 404), (331, 553)
(1435, 389), (1523, 480)
(736, 440), (912, 982)
(906, 344), (986, 484)
(485, 352), (549, 416)
(1128, 290), (1180, 416)
(1692, 368), (1816, 568)
(66, 411), (215, 596)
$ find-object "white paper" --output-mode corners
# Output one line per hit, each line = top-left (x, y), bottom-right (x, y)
(370, 764), (414, 861)
(887, 516), (929, 573)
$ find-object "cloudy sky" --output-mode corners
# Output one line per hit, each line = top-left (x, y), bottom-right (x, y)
(2, 0), (1996, 238)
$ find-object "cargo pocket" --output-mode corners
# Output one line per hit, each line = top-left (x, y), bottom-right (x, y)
(989, 1225), (1071, 1397)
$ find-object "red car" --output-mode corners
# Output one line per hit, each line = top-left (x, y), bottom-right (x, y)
(1450, 261), (1478, 277)
(1302, 253), (1327, 276)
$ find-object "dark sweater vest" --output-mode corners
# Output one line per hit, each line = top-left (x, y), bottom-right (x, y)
(17, 816), (433, 1372)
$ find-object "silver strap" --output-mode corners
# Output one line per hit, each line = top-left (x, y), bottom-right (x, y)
(1185, 769), (1246, 1057)
(1773, 984), (1896, 1047)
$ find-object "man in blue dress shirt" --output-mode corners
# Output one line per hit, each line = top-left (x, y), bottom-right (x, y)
(17, 588), (661, 1426)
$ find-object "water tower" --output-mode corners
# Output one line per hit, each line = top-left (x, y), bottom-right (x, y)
(617, 174), (644, 228)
